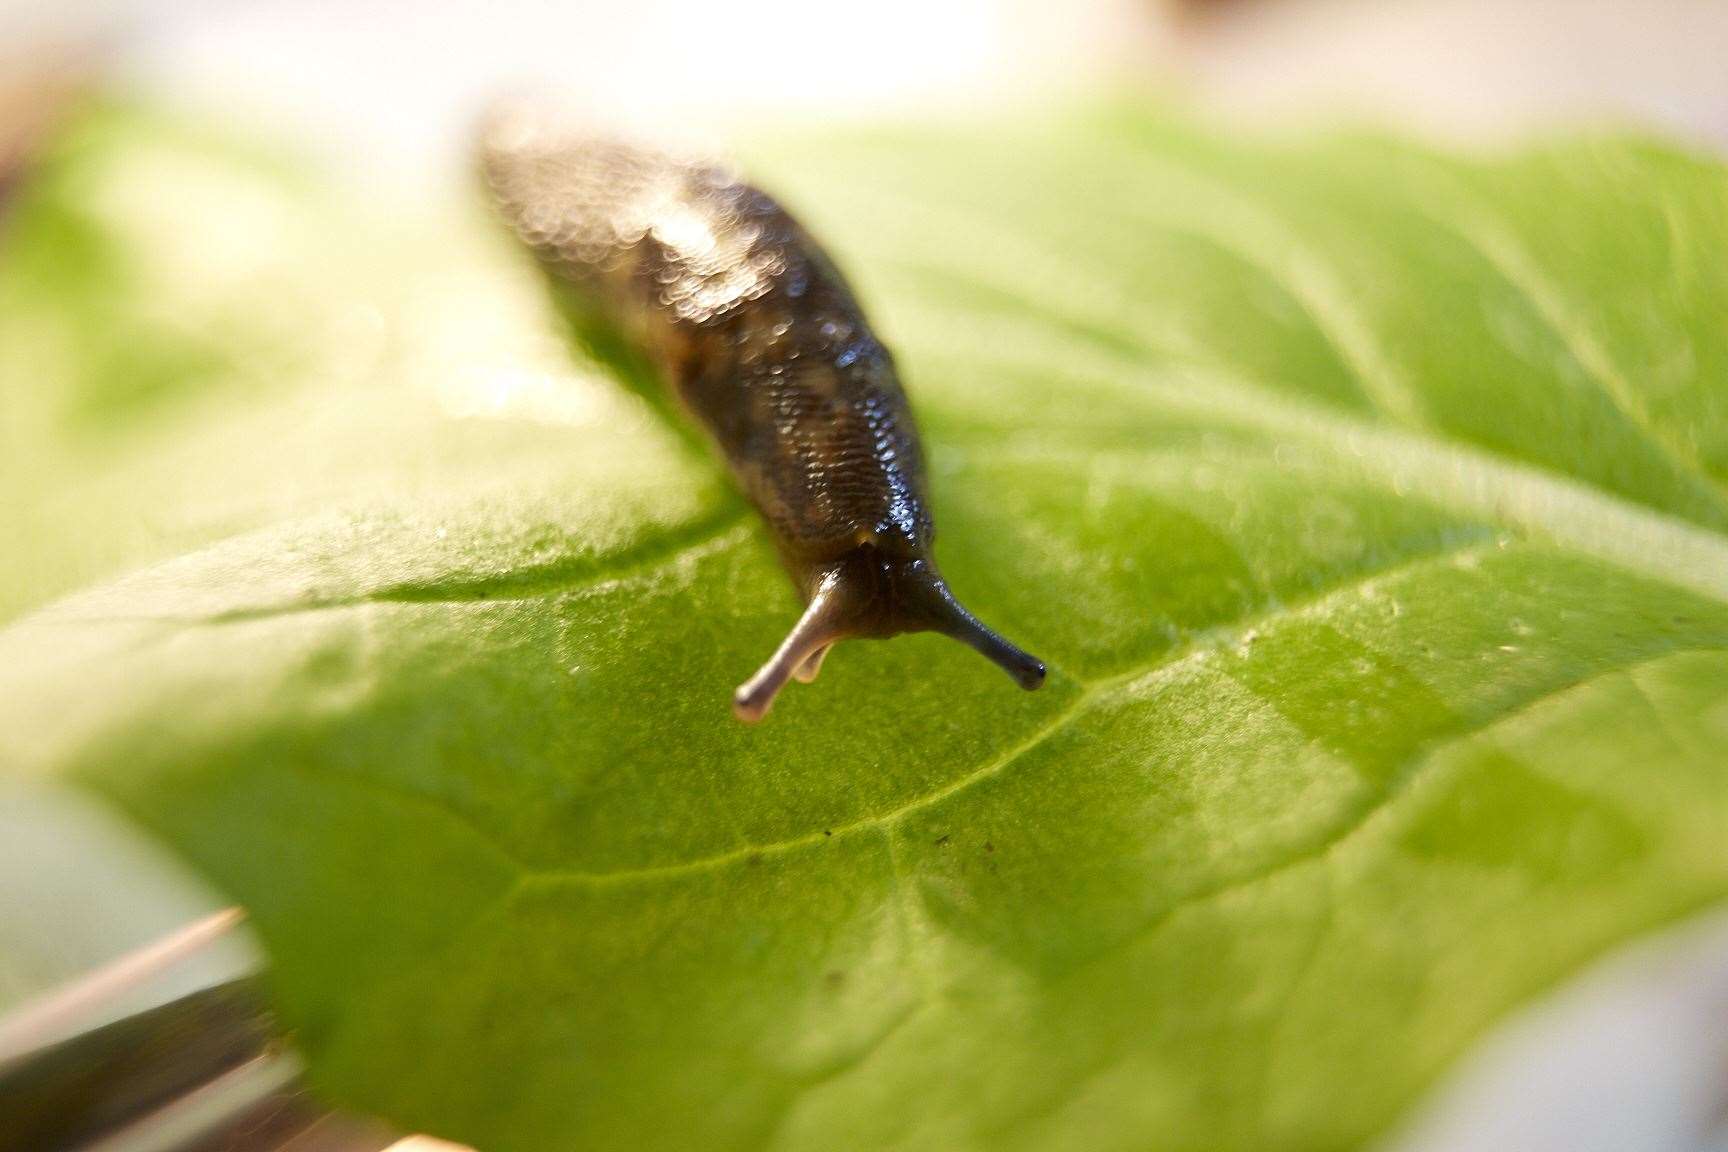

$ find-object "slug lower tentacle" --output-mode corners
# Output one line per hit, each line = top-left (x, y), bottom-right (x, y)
(480, 110), (1044, 722)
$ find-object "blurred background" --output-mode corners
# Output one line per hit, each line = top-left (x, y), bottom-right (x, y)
(4, 2), (1728, 1151)
(6, 0), (1728, 184)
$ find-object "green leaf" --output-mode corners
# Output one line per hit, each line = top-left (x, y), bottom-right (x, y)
(4, 101), (1728, 1152)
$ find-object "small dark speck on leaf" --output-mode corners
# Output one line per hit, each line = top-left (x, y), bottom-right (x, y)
(934, 834), (950, 847)
(823, 829), (832, 837)
(825, 970), (845, 990)
(747, 853), (763, 867)
(984, 841), (994, 853)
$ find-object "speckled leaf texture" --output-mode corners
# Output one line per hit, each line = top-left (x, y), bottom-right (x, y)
(3, 101), (1728, 1152)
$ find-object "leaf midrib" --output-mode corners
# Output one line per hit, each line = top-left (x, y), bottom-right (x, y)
(267, 523), (1724, 894)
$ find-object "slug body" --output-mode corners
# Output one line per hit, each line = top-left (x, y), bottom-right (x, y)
(481, 116), (1044, 721)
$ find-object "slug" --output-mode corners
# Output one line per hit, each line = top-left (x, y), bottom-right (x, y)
(480, 113), (1044, 722)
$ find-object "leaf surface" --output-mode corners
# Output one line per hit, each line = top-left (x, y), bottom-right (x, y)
(3, 102), (1728, 1152)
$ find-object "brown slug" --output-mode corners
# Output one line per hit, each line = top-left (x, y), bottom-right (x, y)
(479, 114), (1044, 722)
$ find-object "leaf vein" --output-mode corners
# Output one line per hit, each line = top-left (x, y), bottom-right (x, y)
(530, 536), (1498, 887)
(1061, 642), (1728, 981)
(1408, 187), (1728, 517)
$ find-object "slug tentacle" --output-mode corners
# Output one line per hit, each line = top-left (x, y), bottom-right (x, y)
(733, 549), (1046, 723)
(923, 586), (1048, 692)
(792, 645), (830, 684)
(482, 110), (1046, 722)
(734, 583), (850, 723)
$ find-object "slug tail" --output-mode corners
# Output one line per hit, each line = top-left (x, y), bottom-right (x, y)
(734, 595), (843, 723)
(926, 586), (1046, 692)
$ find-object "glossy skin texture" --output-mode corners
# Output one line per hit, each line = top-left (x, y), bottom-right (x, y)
(481, 117), (1044, 720)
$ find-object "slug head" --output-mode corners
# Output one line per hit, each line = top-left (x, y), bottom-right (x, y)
(732, 542), (1045, 723)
